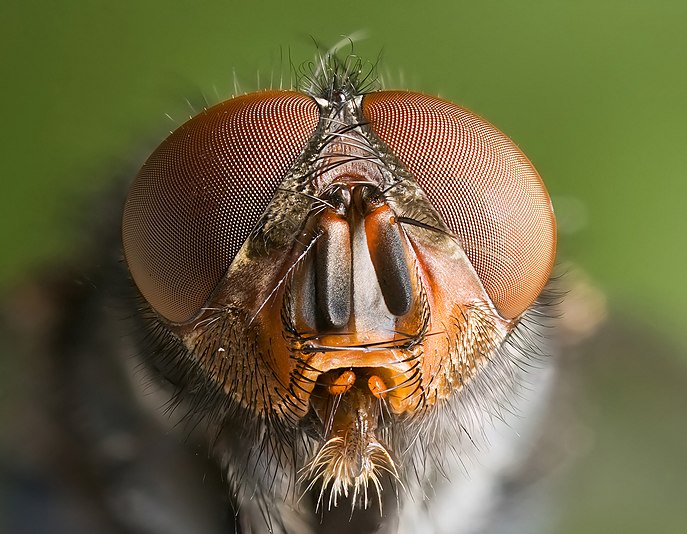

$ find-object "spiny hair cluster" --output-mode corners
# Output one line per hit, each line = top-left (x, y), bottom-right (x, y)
(294, 46), (382, 100)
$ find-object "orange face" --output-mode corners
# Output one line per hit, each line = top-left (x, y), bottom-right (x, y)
(122, 74), (556, 508)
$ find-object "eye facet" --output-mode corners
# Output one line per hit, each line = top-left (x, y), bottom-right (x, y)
(122, 91), (319, 323)
(362, 91), (556, 319)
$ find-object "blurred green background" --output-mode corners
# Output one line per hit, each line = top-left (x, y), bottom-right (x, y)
(1, 0), (686, 532)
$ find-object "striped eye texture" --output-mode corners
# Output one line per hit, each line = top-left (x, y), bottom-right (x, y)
(122, 91), (319, 323)
(362, 91), (556, 319)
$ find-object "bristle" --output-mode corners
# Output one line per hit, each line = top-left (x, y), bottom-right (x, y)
(294, 43), (381, 100)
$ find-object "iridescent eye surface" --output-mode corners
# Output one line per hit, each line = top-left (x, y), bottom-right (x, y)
(122, 91), (319, 323)
(362, 91), (556, 319)
(123, 88), (555, 325)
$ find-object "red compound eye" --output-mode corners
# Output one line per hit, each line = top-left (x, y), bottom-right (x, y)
(122, 91), (319, 323)
(362, 91), (556, 319)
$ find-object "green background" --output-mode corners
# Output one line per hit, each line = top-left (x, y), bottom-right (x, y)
(2, 1), (686, 532)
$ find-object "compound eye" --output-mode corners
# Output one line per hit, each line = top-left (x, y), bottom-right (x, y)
(122, 91), (319, 323)
(362, 92), (556, 319)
